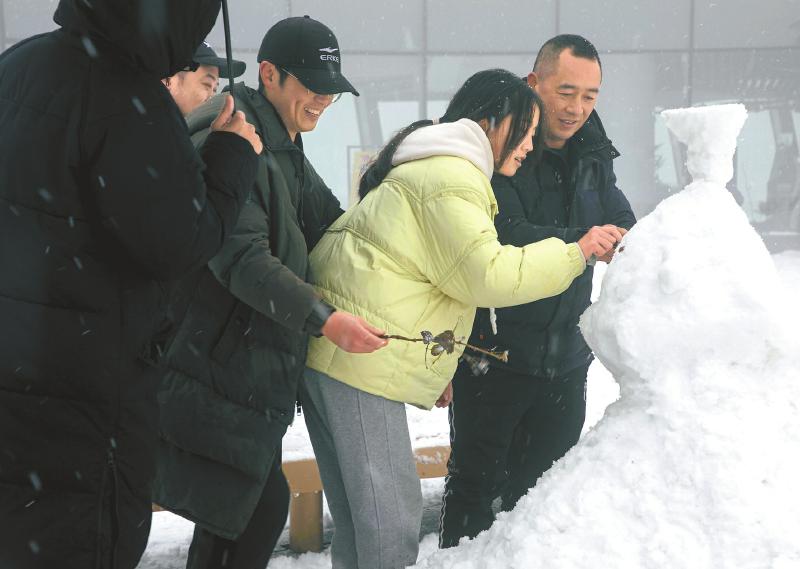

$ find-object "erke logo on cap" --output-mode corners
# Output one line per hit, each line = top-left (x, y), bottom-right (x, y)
(319, 47), (339, 62)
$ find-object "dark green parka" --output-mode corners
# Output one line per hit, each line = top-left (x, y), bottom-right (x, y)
(153, 84), (343, 538)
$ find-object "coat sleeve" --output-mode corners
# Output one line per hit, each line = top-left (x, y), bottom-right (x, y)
(601, 168), (637, 229)
(421, 192), (586, 309)
(86, 107), (257, 281)
(492, 175), (587, 246)
(207, 189), (319, 334)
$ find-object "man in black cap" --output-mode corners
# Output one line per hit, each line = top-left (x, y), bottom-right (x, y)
(255, 14), (359, 136)
(163, 41), (247, 117)
(153, 15), (384, 569)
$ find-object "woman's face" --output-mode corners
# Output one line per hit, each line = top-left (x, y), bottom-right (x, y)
(487, 105), (540, 177)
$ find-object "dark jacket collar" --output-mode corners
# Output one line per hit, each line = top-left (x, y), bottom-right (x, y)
(564, 110), (620, 161)
(502, 110), (620, 187)
(235, 85), (304, 154)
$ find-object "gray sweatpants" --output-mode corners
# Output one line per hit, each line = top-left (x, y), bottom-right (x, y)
(300, 367), (423, 569)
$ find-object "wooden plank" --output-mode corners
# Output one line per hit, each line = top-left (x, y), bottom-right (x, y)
(414, 445), (451, 479)
(282, 457), (322, 493)
(281, 445), (451, 493)
(289, 490), (323, 553)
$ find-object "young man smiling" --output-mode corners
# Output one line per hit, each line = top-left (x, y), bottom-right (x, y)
(440, 35), (636, 548)
(153, 16), (387, 569)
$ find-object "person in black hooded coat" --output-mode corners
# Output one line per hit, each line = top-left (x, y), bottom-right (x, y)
(0, 1), (261, 567)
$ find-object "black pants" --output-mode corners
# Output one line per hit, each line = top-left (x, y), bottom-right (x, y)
(186, 454), (289, 569)
(439, 362), (589, 548)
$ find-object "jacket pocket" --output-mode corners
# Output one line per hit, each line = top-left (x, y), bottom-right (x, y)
(210, 302), (252, 366)
(158, 370), (286, 479)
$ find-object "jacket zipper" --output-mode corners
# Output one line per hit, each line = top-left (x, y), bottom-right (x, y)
(107, 448), (120, 569)
(95, 447), (120, 569)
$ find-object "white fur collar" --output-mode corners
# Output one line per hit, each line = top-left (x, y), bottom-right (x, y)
(391, 118), (494, 179)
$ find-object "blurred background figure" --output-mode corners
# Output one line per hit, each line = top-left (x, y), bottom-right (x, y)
(163, 40), (246, 117)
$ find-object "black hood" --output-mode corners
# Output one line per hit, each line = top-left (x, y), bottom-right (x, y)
(54, 0), (221, 78)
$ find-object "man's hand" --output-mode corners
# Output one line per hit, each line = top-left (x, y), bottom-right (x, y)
(596, 226), (628, 263)
(435, 381), (453, 408)
(211, 95), (263, 155)
(577, 224), (624, 261)
(321, 311), (388, 353)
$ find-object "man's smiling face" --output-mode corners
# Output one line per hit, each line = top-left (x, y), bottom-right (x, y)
(529, 49), (602, 149)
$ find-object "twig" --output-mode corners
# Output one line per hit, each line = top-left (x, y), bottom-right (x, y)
(455, 340), (508, 363)
(381, 334), (425, 343)
(381, 331), (509, 363)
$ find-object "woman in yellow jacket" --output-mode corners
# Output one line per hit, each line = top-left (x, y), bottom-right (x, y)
(301, 69), (617, 569)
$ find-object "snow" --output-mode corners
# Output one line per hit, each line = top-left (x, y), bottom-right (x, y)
(413, 104), (800, 569)
(138, 514), (194, 569)
(140, 104), (800, 569)
(773, 249), (800, 324)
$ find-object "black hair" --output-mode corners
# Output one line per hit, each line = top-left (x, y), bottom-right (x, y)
(276, 65), (289, 85)
(257, 62), (289, 91)
(533, 34), (602, 77)
(359, 68), (540, 199)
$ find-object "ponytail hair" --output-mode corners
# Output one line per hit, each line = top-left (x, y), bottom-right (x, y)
(358, 119), (433, 199)
(359, 69), (539, 199)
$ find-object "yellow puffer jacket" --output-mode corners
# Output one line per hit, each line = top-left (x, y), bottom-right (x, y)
(306, 119), (586, 409)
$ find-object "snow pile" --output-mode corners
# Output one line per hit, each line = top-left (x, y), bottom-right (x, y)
(413, 104), (800, 569)
(773, 250), (800, 324)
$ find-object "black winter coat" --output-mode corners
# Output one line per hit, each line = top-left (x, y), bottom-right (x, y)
(0, 2), (257, 567)
(469, 111), (636, 378)
(153, 85), (343, 539)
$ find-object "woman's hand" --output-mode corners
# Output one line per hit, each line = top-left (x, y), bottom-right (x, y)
(322, 312), (388, 353)
(577, 225), (623, 261)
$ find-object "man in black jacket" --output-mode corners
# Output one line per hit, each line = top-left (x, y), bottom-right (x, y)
(153, 16), (387, 569)
(440, 35), (636, 548)
(0, 1), (262, 568)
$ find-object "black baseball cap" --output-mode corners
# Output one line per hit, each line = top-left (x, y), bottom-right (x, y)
(257, 16), (359, 97)
(193, 41), (246, 80)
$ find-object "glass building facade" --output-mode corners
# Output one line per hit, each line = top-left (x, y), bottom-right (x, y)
(3, 0), (799, 249)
